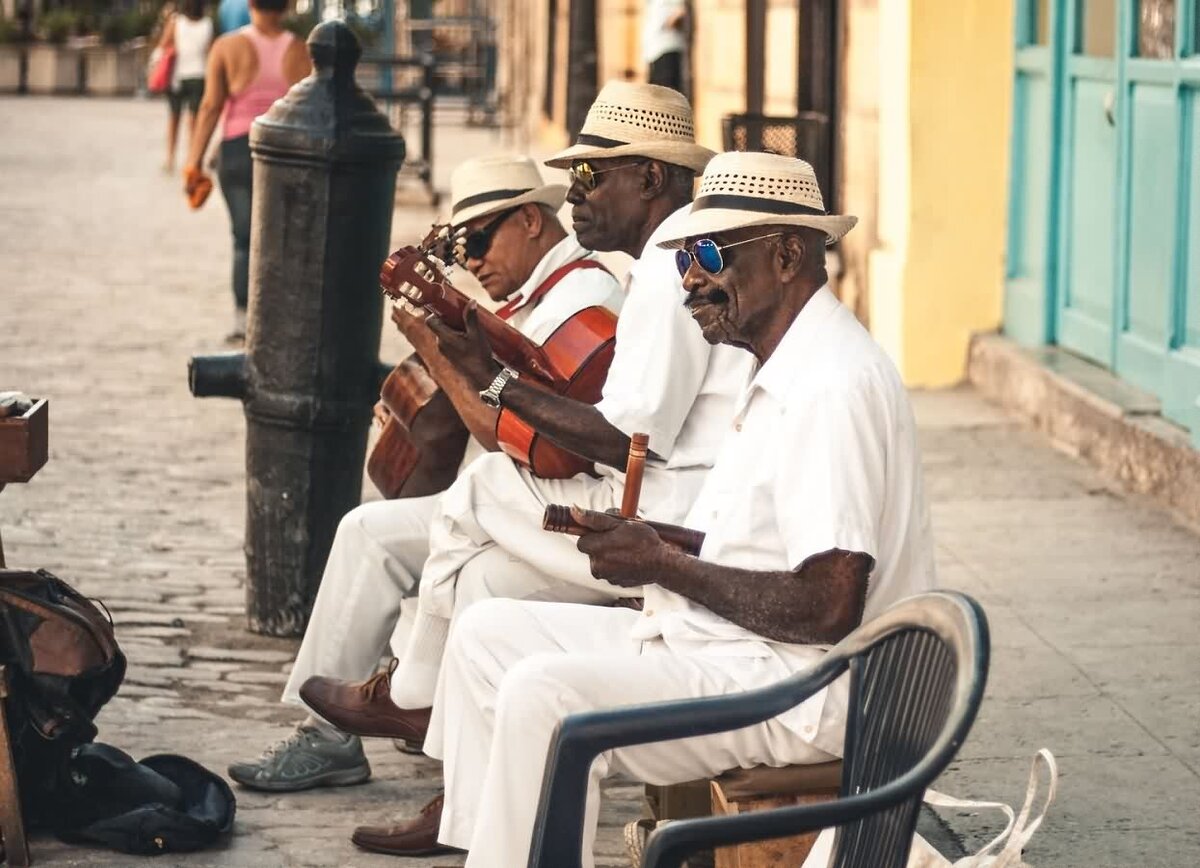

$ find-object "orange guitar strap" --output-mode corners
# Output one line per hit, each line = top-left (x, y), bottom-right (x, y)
(494, 258), (612, 321)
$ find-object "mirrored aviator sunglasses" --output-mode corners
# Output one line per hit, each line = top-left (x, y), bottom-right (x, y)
(674, 239), (726, 278)
(568, 160), (642, 191)
(674, 233), (785, 278)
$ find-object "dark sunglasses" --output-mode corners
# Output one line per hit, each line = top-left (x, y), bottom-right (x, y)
(674, 233), (783, 278)
(456, 206), (521, 264)
(568, 160), (643, 191)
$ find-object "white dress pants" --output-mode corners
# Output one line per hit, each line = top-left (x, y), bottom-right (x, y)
(426, 599), (840, 868)
(391, 452), (634, 708)
(281, 496), (439, 711)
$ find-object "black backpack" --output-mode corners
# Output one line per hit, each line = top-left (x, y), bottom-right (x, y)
(0, 569), (126, 823)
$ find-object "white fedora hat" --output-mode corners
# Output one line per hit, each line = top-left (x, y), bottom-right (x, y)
(449, 155), (567, 227)
(544, 81), (715, 173)
(656, 151), (857, 248)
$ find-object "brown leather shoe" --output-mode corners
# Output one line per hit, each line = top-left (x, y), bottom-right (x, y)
(351, 793), (463, 857)
(299, 660), (431, 748)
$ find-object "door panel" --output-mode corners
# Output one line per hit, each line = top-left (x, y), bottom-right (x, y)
(1058, 73), (1118, 365)
(1116, 83), (1178, 389)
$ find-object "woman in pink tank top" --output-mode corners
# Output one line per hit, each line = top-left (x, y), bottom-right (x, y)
(182, 0), (310, 342)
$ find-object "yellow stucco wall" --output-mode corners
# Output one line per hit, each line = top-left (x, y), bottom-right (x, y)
(891, 0), (1014, 386)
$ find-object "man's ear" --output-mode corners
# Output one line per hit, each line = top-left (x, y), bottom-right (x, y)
(777, 232), (806, 281)
(520, 203), (544, 238)
(641, 160), (669, 200)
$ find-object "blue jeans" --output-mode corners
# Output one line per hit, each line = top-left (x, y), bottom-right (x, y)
(217, 135), (252, 310)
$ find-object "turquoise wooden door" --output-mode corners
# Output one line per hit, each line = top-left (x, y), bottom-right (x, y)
(1056, 0), (1120, 366)
(1006, 0), (1200, 445)
(1117, 0), (1200, 439)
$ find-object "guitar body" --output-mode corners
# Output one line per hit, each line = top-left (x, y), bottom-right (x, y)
(366, 355), (469, 499)
(495, 306), (618, 478)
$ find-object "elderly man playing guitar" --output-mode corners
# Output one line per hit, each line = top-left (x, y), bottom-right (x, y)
(364, 151), (937, 866)
(227, 155), (623, 793)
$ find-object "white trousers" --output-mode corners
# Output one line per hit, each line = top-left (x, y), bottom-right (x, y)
(391, 452), (634, 708)
(426, 599), (839, 868)
(282, 496), (439, 710)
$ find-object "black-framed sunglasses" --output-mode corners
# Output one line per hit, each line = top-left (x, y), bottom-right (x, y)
(568, 160), (644, 191)
(456, 206), (521, 265)
(674, 233), (784, 278)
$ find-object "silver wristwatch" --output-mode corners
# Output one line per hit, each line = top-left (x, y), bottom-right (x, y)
(479, 367), (519, 408)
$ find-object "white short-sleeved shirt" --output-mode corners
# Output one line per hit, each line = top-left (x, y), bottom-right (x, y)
(631, 286), (937, 749)
(595, 205), (756, 524)
(642, 0), (687, 63)
(455, 234), (625, 472)
(504, 234), (625, 344)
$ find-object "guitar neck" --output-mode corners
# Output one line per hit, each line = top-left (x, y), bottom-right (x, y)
(403, 261), (559, 384)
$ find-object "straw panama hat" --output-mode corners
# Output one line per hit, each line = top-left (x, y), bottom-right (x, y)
(656, 151), (857, 248)
(544, 81), (715, 173)
(448, 155), (567, 227)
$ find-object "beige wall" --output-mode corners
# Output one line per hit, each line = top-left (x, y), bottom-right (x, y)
(849, 0), (1013, 386)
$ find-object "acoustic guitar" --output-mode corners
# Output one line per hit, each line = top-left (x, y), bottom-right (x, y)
(366, 357), (469, 499)
(378, 236), (618, 479)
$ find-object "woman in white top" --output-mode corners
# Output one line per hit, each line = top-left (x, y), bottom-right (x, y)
(158, 0), (213, 171)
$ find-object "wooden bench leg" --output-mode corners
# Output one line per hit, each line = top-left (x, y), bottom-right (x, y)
(0, 667), (29, 866)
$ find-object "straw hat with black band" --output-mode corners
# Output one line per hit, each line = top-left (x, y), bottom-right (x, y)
(449, 156), (567, 228)
(656, 151), (857, 248)
(544, 80), (715, 173)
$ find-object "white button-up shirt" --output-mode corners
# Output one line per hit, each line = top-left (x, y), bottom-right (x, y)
(595, 205), (756, 524)
(504, 234), (625, 343)
(631, 286), (936, 750)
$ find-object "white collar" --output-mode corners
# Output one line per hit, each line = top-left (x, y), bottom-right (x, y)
(741, 285), (841, 409)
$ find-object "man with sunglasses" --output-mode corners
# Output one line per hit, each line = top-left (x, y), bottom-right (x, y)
(369, 151), (935, 866)
(342, 82), (757, 858)
(226, 155), (623, 795)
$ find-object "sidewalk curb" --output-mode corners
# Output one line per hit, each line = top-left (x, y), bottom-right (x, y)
(967, 332), (1200, 529)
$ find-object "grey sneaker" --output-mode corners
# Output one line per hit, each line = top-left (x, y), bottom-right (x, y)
(228, 726), (371, 792)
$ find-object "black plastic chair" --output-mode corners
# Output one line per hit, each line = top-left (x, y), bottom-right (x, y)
(527, 591), (989, 868)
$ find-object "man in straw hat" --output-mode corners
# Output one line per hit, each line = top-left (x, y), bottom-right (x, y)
(226, 155), (623, 794)
(364, 151), (935, 865)
(343, 81), (756, 857)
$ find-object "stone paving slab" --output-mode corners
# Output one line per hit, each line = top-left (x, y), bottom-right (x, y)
(1, 98), (1199, 866)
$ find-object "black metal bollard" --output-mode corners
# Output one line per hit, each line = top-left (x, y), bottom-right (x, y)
(188, 21), (405, 636)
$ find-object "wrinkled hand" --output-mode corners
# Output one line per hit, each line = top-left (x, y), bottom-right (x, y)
(391, 303), (432, 345)
(571, 507), (675, 589)
(425, 300), (500, 390)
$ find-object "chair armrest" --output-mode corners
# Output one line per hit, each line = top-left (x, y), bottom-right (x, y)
(528, 653), (847, 868)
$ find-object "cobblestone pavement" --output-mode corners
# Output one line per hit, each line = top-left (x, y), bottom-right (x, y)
(2, 97), (1199, 867)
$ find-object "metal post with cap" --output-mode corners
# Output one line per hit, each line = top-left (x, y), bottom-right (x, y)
(187, 20), (405, 637)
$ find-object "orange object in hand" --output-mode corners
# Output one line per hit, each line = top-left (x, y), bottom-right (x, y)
(183, 166), (213, 210)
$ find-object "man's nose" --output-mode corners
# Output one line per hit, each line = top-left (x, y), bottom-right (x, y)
(681, 259), (707, 294)
(565, 181), (587, 205)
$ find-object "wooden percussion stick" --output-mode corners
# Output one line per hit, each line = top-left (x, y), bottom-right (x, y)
(620, 433), (650, 518)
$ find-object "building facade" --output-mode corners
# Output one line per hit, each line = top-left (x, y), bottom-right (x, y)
(494, 0), (1199, 445)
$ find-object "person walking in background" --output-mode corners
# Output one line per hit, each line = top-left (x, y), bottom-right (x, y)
(182, 0), (310, 343)
(643, 0), (687, 93)
(158, 0), (213, 173)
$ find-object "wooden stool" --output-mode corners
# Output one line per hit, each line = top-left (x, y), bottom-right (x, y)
(0, 396), (47, 867)
(709, 761), (843, 868)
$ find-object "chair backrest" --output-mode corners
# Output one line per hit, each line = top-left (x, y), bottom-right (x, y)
(832, 625), (960, 868)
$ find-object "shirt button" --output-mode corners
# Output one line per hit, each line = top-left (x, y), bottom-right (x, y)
(644, 609), (655, 617)
(734, 422), (743, 432)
